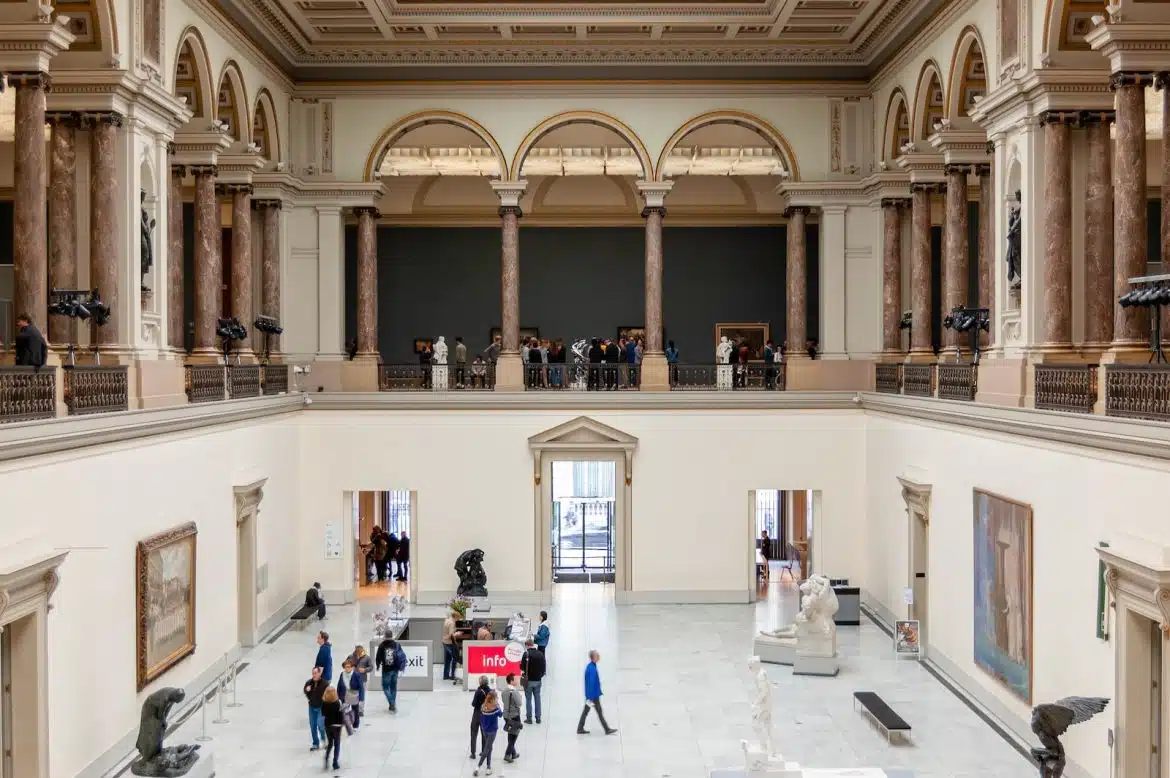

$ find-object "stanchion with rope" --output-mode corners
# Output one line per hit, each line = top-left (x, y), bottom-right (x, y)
(212, 676), (230, 724)
(227, 661), (243, 708)
(194, 692), (213, 742)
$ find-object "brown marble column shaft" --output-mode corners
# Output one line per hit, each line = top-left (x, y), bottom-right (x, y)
(642, 205), (665, 354)
(500, 205), (522, 355)
(1112, 73), (1153, 344)
(192, 166), (220, 353)
(229, 184), (254, 356)
(880, 199), (906, 352)
(47, 112), (79, 346)
(977, 161), (993, 348)
(11, 73), (50, 332)
(88, 112), (122, 347)
(354, 206), (379, 356)
(944, 165), (971, 351)
(1041, 112), (1076, 346)
(785, 206), (809, 356)
(1084, 111), (1115, 346)
(259, 201), (282, 354)
(909, 184), (934, 354)
(168, 155), (185, 351)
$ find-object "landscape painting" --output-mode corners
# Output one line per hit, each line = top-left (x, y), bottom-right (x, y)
(137, 522), (197, 690)
(973, 489), (1032, 703)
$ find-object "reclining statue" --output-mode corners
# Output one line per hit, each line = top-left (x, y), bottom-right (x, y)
(759, 574), (838, 641)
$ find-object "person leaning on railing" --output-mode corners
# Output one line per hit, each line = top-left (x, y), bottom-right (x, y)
(14, 313), (46, 370)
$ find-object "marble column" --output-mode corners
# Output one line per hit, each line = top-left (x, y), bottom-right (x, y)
(191, 165), (220, 355)
(10, 73), (50, 332)
(228, 184), (254, 358)
(881, 199), (907, 353)
(642, 205), (665, 356)
(1040, 111), (1077, 347)
(785, 206), (809, 357)
(944, 164), (971, 353)
(258, 200), (282, 355)
(500, 204), (522, 357)
(909, 183), (934, 355)
(47, 112), (79, 347)
(1083, 111), (1115, 347)
(977, 162), (993, 348)
(168, 152), (185, 352)
(1111, 72), (1153, 345)
(354, 206), (379, 358)
(1158, 73), (1170, 343)
(87, 112), (122, 347)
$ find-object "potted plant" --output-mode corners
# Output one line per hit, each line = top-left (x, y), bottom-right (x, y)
(448, 597), (471, 619)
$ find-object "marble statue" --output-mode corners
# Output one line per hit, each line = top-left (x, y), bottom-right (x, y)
(748, 656), (775, 757)
(455, 548), (488, 598)
(506, 611), (532, 642)
(759, 574), (838, 642)
(140, 190), (156, 291)
(1030, 697), (1109, 778)
(1006, 190), (1022, 290)
(717, 336), (734, 364)
(433, 336), (448, 365)
(130, 688), (202, 777)
(571, 338), (589, 387)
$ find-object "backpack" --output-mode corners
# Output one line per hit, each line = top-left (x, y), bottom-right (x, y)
(393, 646), (407, 672)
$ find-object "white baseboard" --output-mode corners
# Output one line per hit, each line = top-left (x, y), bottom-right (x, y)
(322, 588), (355, 606)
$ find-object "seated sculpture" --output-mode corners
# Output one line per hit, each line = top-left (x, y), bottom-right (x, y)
(130, 688), (201, 777)
(455, 548), (488, 598)
(759, 574), (838, 642)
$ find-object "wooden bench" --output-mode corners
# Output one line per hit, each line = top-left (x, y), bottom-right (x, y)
(290, 604), (321, 631)
(853, 691), (911, 744)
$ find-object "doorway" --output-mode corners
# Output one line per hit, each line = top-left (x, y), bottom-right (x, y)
(551, 460), (616, 584)
(234, 480), (264, 648)
(748, 489), (817, 604)
(899, 478), (932, 655)
(354, 490), (416, 602)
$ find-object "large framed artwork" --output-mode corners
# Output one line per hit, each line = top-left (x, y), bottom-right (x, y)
(973, 489), (1033, 703)
(136, 522), (198, 690)
(715, 322), (771, 360)
(490, 326), (539, 343)
(617, 325), (664, 343)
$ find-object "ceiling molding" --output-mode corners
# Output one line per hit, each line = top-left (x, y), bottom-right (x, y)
(291, 80), (872, 97)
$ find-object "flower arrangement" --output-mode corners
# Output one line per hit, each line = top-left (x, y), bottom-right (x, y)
(448, 597), (472, 618)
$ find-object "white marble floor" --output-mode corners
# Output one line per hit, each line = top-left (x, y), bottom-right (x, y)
(170, 581), (1036, 778)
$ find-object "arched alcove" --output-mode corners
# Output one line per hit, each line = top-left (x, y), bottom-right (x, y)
(364, 111), (508, 181)
(252, 89), (281, 161)
(512, 111), (653, 182)
(216, 61), (249, 142)
(946, 27), (989, 119)
(912, 60), (945, 141)
(172, 29), (213, 120)
(655, 110), (799, 181)
(882, 89), (911, 161)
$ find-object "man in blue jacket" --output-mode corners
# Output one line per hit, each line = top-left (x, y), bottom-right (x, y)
(315, 631), (333, 682)
(577, 649), (616, 735)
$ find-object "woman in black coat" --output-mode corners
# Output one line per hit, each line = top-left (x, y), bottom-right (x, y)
(321, 687), (345, 770)
(469, 676), (490, 759)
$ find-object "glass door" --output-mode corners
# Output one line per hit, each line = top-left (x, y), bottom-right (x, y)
(551, 461), (616, 583)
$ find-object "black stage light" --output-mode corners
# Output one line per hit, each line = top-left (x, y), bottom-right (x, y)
(254, 315), (283, 336)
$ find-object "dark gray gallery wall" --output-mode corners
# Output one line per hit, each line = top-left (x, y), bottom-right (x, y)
(345, 225), (820, 364)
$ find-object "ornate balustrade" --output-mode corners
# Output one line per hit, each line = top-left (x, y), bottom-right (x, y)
(185, 365), (226, 403)
(875, 363), (902, 394)
(937, 363), (977, 402)
(379, 364), (496, 391)
(63, 365), (128, 415)
(1105, 364), (1170, 422)
(902, 364), (936, 398)
(669, 363), (785, 391)
(261, 364), (289, 395)
(1035, 364), (1098, 414)
(228, 365), (262, 398)
(0, 366), (56, 423)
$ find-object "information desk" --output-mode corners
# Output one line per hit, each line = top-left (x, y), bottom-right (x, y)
(461, 639), (525, 691)
(367, 639), (435, 691)
(406, 604), (532, 665)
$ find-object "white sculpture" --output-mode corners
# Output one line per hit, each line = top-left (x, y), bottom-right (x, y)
(741, 656), (802, 777)
(716, 336), (734, 364)
(759, 574), (838, 642)
(433, 336), (448, 365)
(373, 595), (410, 639)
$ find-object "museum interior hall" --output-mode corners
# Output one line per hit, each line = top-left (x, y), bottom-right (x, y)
(5, 0), (1170, 777)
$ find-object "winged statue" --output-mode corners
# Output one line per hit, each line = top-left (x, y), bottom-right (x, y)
(1030, 696), (1109, 778)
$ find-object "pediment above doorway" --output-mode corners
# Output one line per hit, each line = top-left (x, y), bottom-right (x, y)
(528, 416), (637, 453)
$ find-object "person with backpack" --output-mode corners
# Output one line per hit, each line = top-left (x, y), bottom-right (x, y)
(375, 636), (407, 712)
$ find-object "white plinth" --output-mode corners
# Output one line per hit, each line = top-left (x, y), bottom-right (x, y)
(792, 653), (839, 677)
(717, 364), (733, 389)
(432, 365), (449, 391)
(748, 762), (802, 778)
(754, 635), (796, 665)
(471, 597), (491, 613)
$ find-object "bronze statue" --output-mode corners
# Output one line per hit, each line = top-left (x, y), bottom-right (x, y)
(1006, 189), (1022, 290)
(141, 190), (156, 292)
(454, 548), (488, 598)
(130, 688), (202, 777)
(1030, 696), (1109, 778)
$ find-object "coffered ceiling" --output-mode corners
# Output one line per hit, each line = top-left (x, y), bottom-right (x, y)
(215, 0), (948, 81)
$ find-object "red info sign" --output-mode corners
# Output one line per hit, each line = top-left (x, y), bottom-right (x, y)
(465, 642), (523, 678)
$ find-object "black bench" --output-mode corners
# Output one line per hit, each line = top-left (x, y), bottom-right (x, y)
(290, 605), (321, 630)
(853, 691), (911, 744)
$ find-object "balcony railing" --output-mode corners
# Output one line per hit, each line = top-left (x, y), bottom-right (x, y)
(670, 363), (786, 391)
(1035, 364), (1098, 414)
(64, 365), (128, 415)
(261, 364), (289, 395)
(903, 364), (936, 398)
(185, 365), (226, 403)
(937, 363), (977, 402)
(0, 366), (55, 423)
(530, 363), (641, 390)
(228, 364), (262, 399)
(1105, 364), (1170, 422)
(379, 364), (496, 391)
(875, 363), (902, 394)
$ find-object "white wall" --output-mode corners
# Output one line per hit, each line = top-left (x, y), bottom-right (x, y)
(0, 416), (303, 778)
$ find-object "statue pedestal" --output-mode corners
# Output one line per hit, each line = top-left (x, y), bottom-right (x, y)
(717, 364), (733, 390)
(132, 750), (215, 778)
(793, 653), (839, 677)
(753, 635), (796, 665)
(431, 365), (449, 391)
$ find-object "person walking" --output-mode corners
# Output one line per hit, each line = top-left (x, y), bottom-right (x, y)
(577, 650), (616, 735)
(665, 340), (680, 385)
(303, 667), (328, 751)
(396, 532), (410, 581)
(520, 637), (545, 724)
(502, 673), (524, 763)
(321, 686), (345, 770)
(469, 675), (490, 760)
(474, 690), (503, 776)
(347, 645), (372, 718)
(338, 658), (364, 730)
(13, 314), (46, 369)
(385, 532), (401, 580)
(442, 609), (461, 682)
(375, 635), (406, 712)
(455, 336), (468, 388)
(315, 631), (333, 682)
(535, 611), (550, 655)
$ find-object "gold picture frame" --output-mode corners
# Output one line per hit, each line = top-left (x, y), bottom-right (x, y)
(715, 322), (771, 361)
(136, 522), (198, 690)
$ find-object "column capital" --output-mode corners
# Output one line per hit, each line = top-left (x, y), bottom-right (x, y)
(1155, 72), (1170, 91)
(353, 206), (381, 219)
(641, 205), (666, 219)
(189, 164), (218, 177)
(80, 111), (123, 128)
(219, 183), (253, 196)
(1039, 110), (1082, 127)
(167, 141), (176, 156)
(880, 197), (911, 210)
(974, 163), (992, 177)
(170, 163), (187, 178)
(498, 204), (523, 219)
(910, 182), (943, 194)
(490, 179), (528, 209)
(253, 199), (283, 211)
(985, 140), (996, 155)
(1080, 109), (1117, 126)
(943, 163), (976, 176)
(783, 205), (812, 219)
(45, 110), (80, 128)
(5, 71), (52, 91)
(1109, 71), (1156, 90)
(636, 179), (674, 210)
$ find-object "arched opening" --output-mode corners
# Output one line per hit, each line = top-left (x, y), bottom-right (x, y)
(51, 0), (118, 55)
(656, 111), (799, 182)
(172, 30), (213, 120)
(511, 111), (653, 182)
(1043, 0), (1105, 66)
(946, 28), (989, 119)
(216, 61), (249, 142)
(252, 89), (281, 162)
(882, 90), (911, 161)
(913, 61), (945, 142)
(365, 111), (507, 181)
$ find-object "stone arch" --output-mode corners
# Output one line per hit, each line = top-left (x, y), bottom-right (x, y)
(911, 59), (945, 142)
(252, 88), (281, 161)
(364, 110), (508, 181)
(512, 110), (653, 181)
(1043, 0), (1105, 62)
(172, 27), (213, 120)
(54, 0), (119, 55)
(654, 110), (801, 182)
(881, 89), (911, 162)
(216, 60), (250, 142)
(945, 26), (990, 119)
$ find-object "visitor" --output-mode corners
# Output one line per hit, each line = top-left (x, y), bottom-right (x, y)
(348, 645), (372, 714)
(337, 658), (364, 730)
(303, 666), (328, 751)
(418, 340), (434, 388)
(527, 338), (544, 388)
(548, 339), (565, 388)
(375, 635), (406, 712)
(604, 339), (620, 389)
(588, 338), (603, 390)
(577, 650), (616, 735)
(520, 638), (545, 724)
(386, 532), (400, 580)
(476, 622), (493, 641)
(763, 339), (776, 389)
(363, 527), (382, 584)
(503, 673), (524, 763)
(665, 340), (680, 385)
(760, 529), (772, 562)
(321, 686), (345, 770)
(469, 675), (491, 760)
(13, 314), (46, 369)
(471, 355), (487, 388)
(373, 530), (390, 581)
(535, 611), (550, 655)
(396, 532), (410, 581)
(474, 690), (503, 776)
(625, 336), (639, 386)
(442, 609), (460, 682)
(734, 341), (749, 389)
(305, 582), (327, 620)
(315, 631), (333, 681)
(455, 336), (468, 387)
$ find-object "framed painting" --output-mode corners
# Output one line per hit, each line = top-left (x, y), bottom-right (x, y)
(973, 489), (1033, 703)
(617, 326), (664, 343)
(136, 522), (197, 690)
(715, 322), (771, 361)
(490, 327), (539, 344)
(413, 338), (432, 354)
